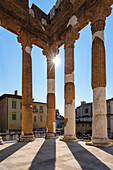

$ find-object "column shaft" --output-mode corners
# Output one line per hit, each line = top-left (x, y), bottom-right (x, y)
(0, 136), (3, 145)
(64, 43), (75, 137)
(47, 57), (56, 134)
(61, 28), (79, 142)
(91, 20), (111, 146)
(22, 46), (33, 135)
(18, 32), (34, 142)
(43, 48), (58, 138)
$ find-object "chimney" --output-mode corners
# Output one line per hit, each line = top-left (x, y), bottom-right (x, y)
(14, 90), (18, 96)
(81, 101), (86, 105)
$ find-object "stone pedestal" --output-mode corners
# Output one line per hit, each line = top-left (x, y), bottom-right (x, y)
(60, 135), (78, 143)
(61, 28), (79, 142)
(86, 141), (113, 148)
(18, 31), (34, 142)
(19, 134), (35, 142)
(45, 133), (57, 139)
(0, 136), (3, 145)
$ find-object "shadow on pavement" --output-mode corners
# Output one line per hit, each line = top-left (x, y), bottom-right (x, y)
(0, 142), (28, 162)
(66, 142), (110, 170)
(100, 146), (113, 156)
(29, 139), (56, 170)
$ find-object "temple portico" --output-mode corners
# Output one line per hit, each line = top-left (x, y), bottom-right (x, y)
(0, 0), (113, 147)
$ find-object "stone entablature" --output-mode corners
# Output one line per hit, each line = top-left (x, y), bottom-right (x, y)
(0, 0), (112, 49)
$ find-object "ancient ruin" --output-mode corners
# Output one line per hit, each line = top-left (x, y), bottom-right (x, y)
(0, 0), (113, 147)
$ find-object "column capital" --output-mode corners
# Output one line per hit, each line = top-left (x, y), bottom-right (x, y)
(42, 46), (59, 59)
(17, 29), (33, 49)
(89, 1), (112, 25)
(91, 20), (105, 35)
(62, 26), (79, 47)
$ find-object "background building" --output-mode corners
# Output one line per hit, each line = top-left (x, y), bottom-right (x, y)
(76, 99), (113, 138)
(56, 109), (64, 135)
(76, 101), (92, 136)
(1, 90), (113, 138)
(0, 91), (47, 132)
(33, 101), (47, 130)
(56, 109), (64, 129)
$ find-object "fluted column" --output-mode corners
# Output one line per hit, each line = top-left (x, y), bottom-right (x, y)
(18, 31), (35, 142)
(43, 47), (59, 138)
(61, 28), (79, 142)
(87, 3), (113, 147)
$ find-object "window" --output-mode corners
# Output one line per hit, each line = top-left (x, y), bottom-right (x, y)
(20, 102), (22, 109)
(40, 115), (43, 122)
(107, 102), (110, 114)
(34, 116), (36, 123)
(12, 112), (16, 120)
(20, 112), (22, 120)
(40, 106), (43, 113)
(82, 124), (84, 127)
(12, 101), (16, 108)
(33, 105), (36, 110)
(85, 108), (88, 113)
(33, 105), (38, 112)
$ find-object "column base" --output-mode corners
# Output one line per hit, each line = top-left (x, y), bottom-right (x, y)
(18, 134), (35, 142)
(45, 133), (58, 139)
(60, 135), (79, 143)
(86, 137), (113, 148)
(0, 136), (4, 145)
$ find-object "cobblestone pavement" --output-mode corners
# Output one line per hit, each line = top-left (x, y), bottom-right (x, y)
(0, 138), (113, 170)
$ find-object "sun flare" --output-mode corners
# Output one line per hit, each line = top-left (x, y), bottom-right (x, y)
(53, 55), (60, 67)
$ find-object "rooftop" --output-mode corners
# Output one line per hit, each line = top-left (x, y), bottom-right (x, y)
(76, 97), (113, 109)
(0, 92), (47, 105)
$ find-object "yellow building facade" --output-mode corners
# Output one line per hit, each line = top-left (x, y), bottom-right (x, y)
(33, 102), (47, 129)
(76, 122), (92, 135)
(0, 91), (47, 132)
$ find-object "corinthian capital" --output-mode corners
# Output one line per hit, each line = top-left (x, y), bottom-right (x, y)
(42, 46), (59, 59)
(89, 0), (112, 24)
(62, 26), (79, 47)
(17, 29), (34, 48)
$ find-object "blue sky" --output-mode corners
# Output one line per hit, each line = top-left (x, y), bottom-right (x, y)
(0, 1), (113, 116)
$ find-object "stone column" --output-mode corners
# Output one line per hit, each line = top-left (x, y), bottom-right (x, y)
(43, 48), (58, 138)
(0, 20), (3, 145)
(18, 31), (35, 142)
(87, 16), (112, 147)
(61, 28), (79, 142)
(0, 136), (3, 145)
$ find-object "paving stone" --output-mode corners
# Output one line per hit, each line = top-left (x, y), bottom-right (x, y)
(0, 138), (113, 170)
